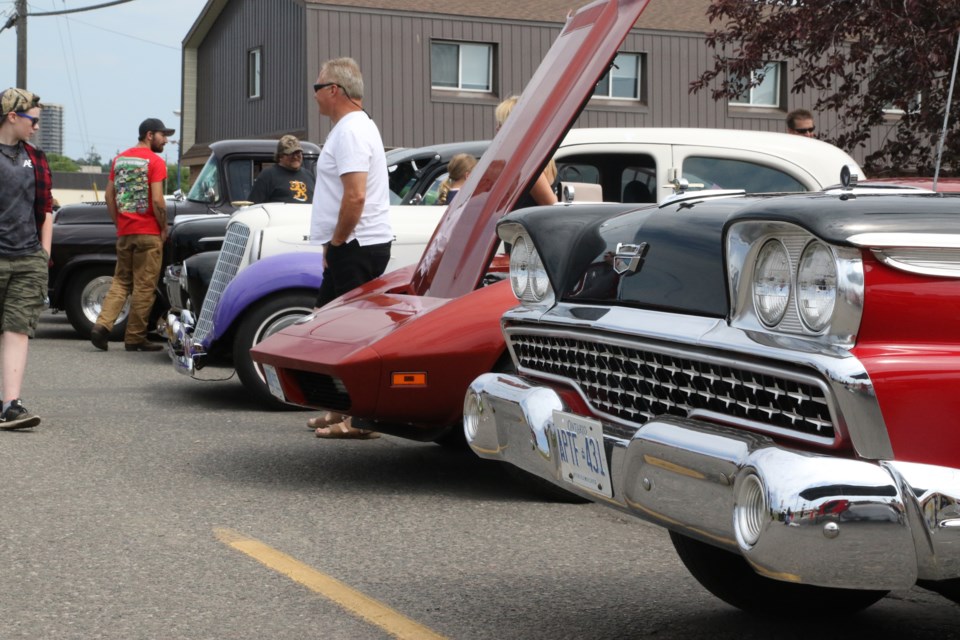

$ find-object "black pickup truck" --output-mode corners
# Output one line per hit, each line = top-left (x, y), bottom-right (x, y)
(48, 139), (320, 338)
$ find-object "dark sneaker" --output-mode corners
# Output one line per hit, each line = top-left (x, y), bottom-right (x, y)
(0, 399), (40, 430)
(90, 324), (109, 351)
(125, 341), (163, 352)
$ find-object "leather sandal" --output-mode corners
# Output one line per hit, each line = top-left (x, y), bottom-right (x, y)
(307, 412), (345, 430)
(315, 422), (380, 439)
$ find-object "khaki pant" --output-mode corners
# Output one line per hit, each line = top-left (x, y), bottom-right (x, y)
(96, 234), (163, 345)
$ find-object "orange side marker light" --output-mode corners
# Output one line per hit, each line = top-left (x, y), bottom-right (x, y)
(391, 372), (427, 387)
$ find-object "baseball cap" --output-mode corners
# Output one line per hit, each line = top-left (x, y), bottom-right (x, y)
(1, 88), (42, 117)
(275, 134), (303, 160)
(139, 117), (175, 138)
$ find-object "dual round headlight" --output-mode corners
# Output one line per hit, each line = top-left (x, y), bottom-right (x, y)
(753, 239), (837, 332)
(796, 242), (837, 332)
(753, 240), (791, 326)
(509, 234), (551, 303)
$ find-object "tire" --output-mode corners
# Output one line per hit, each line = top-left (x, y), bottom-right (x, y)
(433, 425), (467, 449)
(63, 265), (129, 340)
(232, 291), (316, 410)
(668, 531), (888, 615)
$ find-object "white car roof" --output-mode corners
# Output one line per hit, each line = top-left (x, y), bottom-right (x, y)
(560, 127), (862, 189)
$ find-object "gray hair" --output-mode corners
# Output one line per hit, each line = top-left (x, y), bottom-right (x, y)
(320, 57), (364, 100)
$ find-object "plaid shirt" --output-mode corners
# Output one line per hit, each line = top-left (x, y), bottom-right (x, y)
(23, 143), (52, 240)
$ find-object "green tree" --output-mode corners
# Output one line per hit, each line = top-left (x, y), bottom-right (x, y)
(165, 164), (192, 195)
(691, 0), (960, 175)
(79, 145), (103, 168)
(47, 153), (80, 172)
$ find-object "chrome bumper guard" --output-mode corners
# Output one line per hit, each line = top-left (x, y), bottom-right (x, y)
(163, 264), (186, 311)
(465, 372), (960, 589)
(161, 309), (204, 376)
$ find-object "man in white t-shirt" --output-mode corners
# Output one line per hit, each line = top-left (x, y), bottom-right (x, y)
(308, 57), (393, 440)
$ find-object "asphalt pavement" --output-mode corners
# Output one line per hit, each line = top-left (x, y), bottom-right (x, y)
(0, 312), (956, 639)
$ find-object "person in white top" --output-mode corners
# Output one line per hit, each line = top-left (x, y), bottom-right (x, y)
(308, 57), (392, 440)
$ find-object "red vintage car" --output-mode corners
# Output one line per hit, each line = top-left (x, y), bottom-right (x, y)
(250, 0), (860, 444)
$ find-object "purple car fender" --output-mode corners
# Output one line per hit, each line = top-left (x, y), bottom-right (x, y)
(207, 252), (323, 344)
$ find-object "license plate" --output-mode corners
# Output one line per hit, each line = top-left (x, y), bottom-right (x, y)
(552, 411), (612, 498)
(262, 364), (285, 401)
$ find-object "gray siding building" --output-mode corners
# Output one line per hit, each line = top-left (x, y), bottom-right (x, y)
(180, 0), (891, 171)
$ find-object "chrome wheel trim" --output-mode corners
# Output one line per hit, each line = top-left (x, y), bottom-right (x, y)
(81, 275), (129, 325)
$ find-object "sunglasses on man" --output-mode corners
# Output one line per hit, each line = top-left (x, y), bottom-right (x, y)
(792, 126), (815, 134)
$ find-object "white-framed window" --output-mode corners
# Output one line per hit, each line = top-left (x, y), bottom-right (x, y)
(883, 93), (922, 115)
(730, 62), (781, 107)
(431, 41), (493, 92)
(248, 47), (262, 99)
(593, 53), (642, 100)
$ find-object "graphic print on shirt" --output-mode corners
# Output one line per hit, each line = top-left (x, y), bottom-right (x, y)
(289, 180), (309, 202)
(114, 155), (151, 214)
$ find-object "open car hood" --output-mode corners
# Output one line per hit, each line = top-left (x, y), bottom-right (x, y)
(411, 0), (651, 298)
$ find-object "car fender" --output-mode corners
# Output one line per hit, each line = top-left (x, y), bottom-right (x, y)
(208, 252), (323, 342)
(369, 279), (517, 426)
(48, 252), (119, 304)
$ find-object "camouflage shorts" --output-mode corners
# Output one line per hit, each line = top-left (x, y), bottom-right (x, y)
(0, 250), (48, 337)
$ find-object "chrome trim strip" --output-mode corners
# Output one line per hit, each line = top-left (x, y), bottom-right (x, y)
(503, 303), (893, 459)
(870, 247), (960, 278)
(849, 232), (960, 249)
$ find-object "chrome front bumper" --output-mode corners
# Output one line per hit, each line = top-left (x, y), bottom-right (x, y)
(159, 309), (204, 376)
(465, 372), (960, 590)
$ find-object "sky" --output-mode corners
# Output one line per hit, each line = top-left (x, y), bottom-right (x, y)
(1, 0), (204, 162)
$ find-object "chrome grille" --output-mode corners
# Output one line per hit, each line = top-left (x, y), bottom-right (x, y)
(509, 329), (836, 442)
(194, 223), (250, 342)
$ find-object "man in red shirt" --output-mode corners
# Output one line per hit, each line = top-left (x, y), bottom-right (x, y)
(90, 118), (171, 352)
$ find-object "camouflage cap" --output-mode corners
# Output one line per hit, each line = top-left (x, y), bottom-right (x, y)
(275, 135), (303, 160)
(1, 88), (41, 117)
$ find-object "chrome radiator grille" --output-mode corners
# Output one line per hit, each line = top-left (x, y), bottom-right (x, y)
(509, 330), (836, 442)
(194, 223), (250, 342)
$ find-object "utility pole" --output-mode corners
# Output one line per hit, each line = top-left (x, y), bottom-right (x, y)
(5, 0), (135, 89)
(15, 0), (27, 87)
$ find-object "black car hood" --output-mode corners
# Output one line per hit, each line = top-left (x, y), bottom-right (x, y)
(53, 201), (111, 225)
(510, 192), (960, 318)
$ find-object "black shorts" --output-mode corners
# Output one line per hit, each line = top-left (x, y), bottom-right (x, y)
(316, 240), (392, 307)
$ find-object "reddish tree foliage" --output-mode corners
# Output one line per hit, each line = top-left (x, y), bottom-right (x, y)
(690, 0), (960, 175)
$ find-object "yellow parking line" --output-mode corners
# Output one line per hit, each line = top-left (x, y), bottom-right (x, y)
(214, 528), (448, 640)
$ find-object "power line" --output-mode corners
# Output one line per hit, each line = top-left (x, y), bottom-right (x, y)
(56, 1), (92, 156)
(63, 15), (179, 50)
(27, 0), (134, 17)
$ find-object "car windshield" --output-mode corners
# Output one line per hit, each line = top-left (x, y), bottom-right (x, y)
(187, 155), (220, 204)
(389, 159), (421, 201)
(421, 172), (447, 205)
